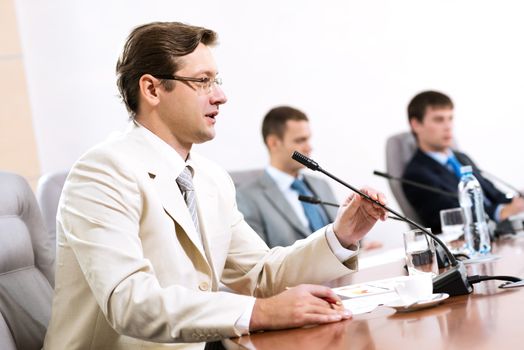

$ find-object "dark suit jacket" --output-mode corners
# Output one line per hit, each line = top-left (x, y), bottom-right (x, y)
(402, 149), (509, 233)
(236, 172), (338, 248)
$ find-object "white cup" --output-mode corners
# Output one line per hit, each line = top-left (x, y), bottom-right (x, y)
(394, 274), (433, 304)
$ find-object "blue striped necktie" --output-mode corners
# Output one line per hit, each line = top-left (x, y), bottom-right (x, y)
(291, 178), (328, 232)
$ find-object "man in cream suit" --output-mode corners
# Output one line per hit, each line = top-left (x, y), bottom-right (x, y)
(44, 22), (387, 349)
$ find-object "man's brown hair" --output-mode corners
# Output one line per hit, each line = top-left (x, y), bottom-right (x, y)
(262, 106), (309, 145)
(407, 90), (454, 124)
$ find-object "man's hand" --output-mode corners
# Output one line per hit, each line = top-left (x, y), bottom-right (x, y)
(249, 284), (351, 331)
(500, 197), (524, 220)
(333, 187), (387, 248)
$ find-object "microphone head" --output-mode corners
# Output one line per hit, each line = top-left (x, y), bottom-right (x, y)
(298, 195), (321, 204)
(291, 151), (320, 171)
(373, 170), (392, 179)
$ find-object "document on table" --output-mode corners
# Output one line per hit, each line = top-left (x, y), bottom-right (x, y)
(333, 276), (410, 315)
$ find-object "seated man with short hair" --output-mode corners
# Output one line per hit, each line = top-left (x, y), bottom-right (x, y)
(237, 106), (382, 250)
(402, 90), (524, 233)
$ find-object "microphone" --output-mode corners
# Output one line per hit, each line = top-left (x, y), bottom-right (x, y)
(292, 151), (473, 296)
(298, 195), (338, 207)
(373, 170), (458, 198)
(298, 195), (404, 222)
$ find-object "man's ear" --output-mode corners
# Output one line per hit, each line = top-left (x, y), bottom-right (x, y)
(265, 134), (281, 152)
(409, 117), (422, 135)
(138, 74), (161, 108)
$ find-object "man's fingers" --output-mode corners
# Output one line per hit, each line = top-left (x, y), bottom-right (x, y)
(303, 313), (342, 324)
(361, 188), (388, 219)
(302, 305), (352, 323)
(342, 193), (356, 206)
(295, 285), (345, 310)
(376, 191), (387, 206)
(304, 307), (352, 323)
(305, 284), (337, 297)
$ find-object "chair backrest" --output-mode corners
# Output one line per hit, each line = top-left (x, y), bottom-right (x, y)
(0, 171), (55, 350)
(0, 312), (16, 350)
(385, 132), (460, 223)
(229, 169), (264, 188)
(385, 132), (422, 222)
(36, 171), (68, 245)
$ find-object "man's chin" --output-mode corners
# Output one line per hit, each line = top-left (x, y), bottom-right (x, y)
(195, 130), (216, 144)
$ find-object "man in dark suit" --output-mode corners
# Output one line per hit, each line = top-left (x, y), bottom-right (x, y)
(402, 91), (524, 233)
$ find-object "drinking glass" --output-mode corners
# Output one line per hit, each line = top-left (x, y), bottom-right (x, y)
(440, 207), (465, 242)
(403, 228), (439, 277)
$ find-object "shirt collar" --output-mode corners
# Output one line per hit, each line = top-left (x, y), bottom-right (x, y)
(266, 165), (304, 191)
(425, 149), (454, 166)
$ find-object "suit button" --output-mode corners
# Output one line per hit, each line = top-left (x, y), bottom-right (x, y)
(199, 282), (209, 291)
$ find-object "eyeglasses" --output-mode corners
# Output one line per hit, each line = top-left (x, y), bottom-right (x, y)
(153, 74), (222, 94)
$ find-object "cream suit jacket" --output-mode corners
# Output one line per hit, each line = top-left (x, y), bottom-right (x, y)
(43, 123), (357, 349)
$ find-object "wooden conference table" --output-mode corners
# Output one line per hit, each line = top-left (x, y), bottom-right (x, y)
(228, 234), (524, 350)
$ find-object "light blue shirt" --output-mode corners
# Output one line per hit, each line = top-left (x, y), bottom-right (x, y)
(265, 166), (358, 259)
(425, 150), (453, 172)
(265, 166), (310, 228)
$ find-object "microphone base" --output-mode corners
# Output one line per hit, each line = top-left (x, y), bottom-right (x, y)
(433, 262), (473, 296)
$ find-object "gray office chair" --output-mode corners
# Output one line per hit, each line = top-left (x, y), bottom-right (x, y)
(385, 132), (462, 223)
(36, 170), (68, 246)
(385, 132), (422, 222)
(0, 171), (55, 350)
(0, 312), (16, 350)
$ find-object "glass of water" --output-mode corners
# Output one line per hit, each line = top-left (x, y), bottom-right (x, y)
(440, 207), (465, 242)
(403, 228), (439, 277)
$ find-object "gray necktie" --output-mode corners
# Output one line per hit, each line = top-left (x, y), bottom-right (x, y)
(176, 166), (200, 235)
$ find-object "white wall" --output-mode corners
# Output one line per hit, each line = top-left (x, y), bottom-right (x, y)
(15, 0), (524, 248)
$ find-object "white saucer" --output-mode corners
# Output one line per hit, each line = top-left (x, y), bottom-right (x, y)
(385, 293), (449, 312)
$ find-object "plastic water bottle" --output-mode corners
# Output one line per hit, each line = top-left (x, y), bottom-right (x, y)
(458, 165), (491, 255)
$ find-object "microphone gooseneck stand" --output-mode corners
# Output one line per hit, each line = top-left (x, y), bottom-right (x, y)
(373, 170), (458, 198)
(298, 195), (405, 222)
(292, 151), (522, 295)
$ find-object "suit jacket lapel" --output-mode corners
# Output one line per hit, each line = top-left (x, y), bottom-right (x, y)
(260, 172), (309, 238)
(418, 150), (459, 192)
(127, 124), (213, 278)
(149, 171), (208, 262)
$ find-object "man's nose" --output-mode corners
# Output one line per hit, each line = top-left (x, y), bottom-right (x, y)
(304, 141), (313, 154)
(210, 85), (227, 105)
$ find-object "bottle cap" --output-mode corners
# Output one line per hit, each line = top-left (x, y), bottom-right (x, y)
(460, 165), (473, 175)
